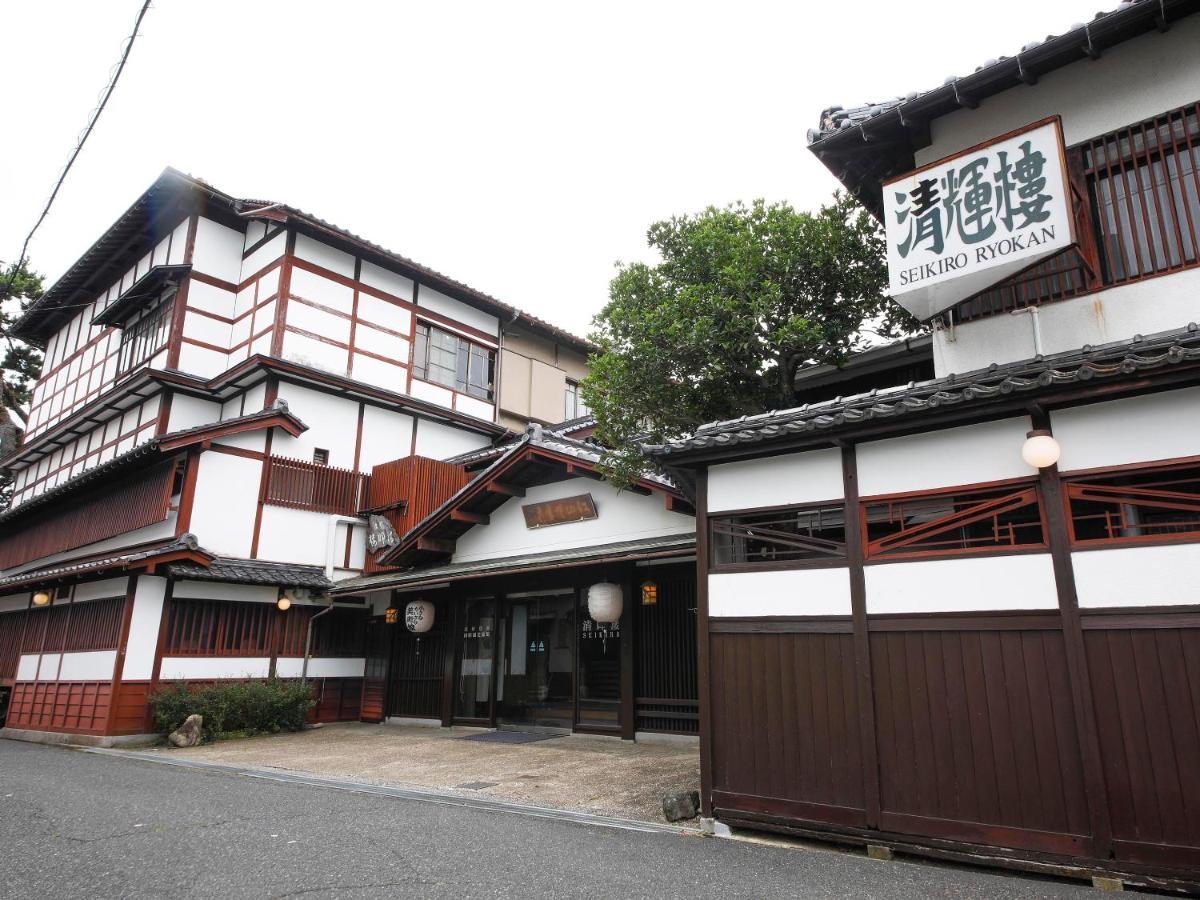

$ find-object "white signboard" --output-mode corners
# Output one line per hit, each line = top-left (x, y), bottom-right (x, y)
(883, 118), (1074, 321)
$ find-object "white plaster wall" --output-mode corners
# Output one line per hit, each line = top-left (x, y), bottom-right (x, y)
(16, 654), (39, 681)
(287, 301), (352, 344)
(864, 554), (1058, 613)
(916, 17), (1200, 167)
(294, 233), (355, 278)
(188, 453), (262, 557)
(37, 653), (61, 680)
(57, 650), (118, 681)
(410, 378), (454, 409)
(273, 383), (360, 467)
(708, 567), (852, 617)
(187, 280), (238, 319)
(159, 657), (272, 680)
(360, 261), (414, 301)
(454, 394), (495, 422)
(73, 577), (128, 603)
(282, 329), (349, 376)
(243, 230), (286, 277)
(452, 477), (694, 564)
(124, 575), (168, 680)
(351, 353), (407, 394)
(358, 406), (414, 470)
(1073, 543), (1200, 608)
(274, 657), (366, 678)
(418, 285), (499, 337)
(857, 416), (1034, 497)
(289, 268), (354, 315)
(190, 217), (245, 284)
(168, 394), (222, 431)
(171, 581), (279, 603)
(177, 342), (228, 379)
(353, 323), (408, 360)
(1052, 386), (1200, 472)
(357, 292), (411, 335)
(933, 269), (1200, 377)
(708, 448), (843, 512)
(0, 592), (31, 613)
(255, 506), (335, 566)
(413, 420), (490, 460)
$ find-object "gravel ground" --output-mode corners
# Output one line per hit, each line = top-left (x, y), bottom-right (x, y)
(144, 722), (701, 822)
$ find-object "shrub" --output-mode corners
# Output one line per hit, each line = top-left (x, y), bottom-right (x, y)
(149, 679), (316, 743)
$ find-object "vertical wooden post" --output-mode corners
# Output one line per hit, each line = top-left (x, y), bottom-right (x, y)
(842, 444), (882, 828)
(694, 470), (715, 817)
(105, 575), (140, 737)
(620, 570), (635, 740)
(145, 578), (175, 732)
(440, 598), (458, 727)
(1032, 411), (1113, 859)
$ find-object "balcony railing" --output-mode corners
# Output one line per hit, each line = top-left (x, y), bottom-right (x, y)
(264, 456), (369, 517)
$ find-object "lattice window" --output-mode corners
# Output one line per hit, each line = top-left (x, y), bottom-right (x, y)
(710, 504), (846, 568)
(863, 483), (1045, 560)
(1066, 463), (1200, 546)
(164, 598), (274, 656)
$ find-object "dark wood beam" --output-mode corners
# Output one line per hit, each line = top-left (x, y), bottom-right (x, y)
(487, 480), (525, 497)
(450, 509), (489, 525)
(416, 537), (455, 555)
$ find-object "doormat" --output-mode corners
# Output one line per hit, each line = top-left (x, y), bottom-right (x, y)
(458, 731), (560, 744)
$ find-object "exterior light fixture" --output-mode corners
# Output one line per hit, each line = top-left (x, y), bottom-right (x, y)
(277, 593), (292, 611)
(588, 582), (623, 624)
(640, 580), (658, 606)
(405, 600), (435, 633)
(384, 606), (399, 625)
(32, 591), (51, 607)
(1021, 429), (1062, 470)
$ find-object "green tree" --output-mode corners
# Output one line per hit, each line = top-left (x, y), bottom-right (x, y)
(582, 194), (920, 484)
(0, 259), (46, 506)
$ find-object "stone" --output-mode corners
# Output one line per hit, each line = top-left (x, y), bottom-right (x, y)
(1092, 875), (1124, 892)
(662, 789), (700, 822)
(168, 714), (203, 748)
(866, 844), (894, 861)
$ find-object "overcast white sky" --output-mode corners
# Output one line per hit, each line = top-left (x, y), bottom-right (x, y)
(1, 0), (1108, 338)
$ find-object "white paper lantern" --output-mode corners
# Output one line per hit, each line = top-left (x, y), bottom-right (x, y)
(587, 582), (623, 624)
(405, 600), (435, 633)
(1021, 432), (1061, 469)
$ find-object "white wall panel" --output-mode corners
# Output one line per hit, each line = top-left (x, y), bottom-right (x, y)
(1073, 543), (1200, 608)
(242, 231), (286, 277)
(171, 582), (279, 604)
(184, 309), (233, 348)
(417, 285), (499, 337)
(73, 577), (128, 603)
(708, 448), (843, 513)
(159, 657), (272, 680)
(16, 654), (39, 681)
(353, 323), (407, 361)
(708, 567), (852, 617)
(282, 330), (348, 376)
(358, 406), (414, 469)
(168, 394), (221, 431)
(857, 417), (1033, 497)
(454, 394), (495, 422)
(189, 453), (262, 557)
(409, 378), (454, 409)
(1053, 386), (1200, 473)
(864, 554), (1058, 613)
(187, 280), (237, 318)
(294, 233), (355, 278)
(289, 267), (355, 315)
(256, 506), (330, 566)
(350, 353), (407, 394)
(273, 384), (360, 467)
(177, 343), (228, 379)
(356, 293), (411, 335)
(287, 300), (352, 344)
(274, 657), (366, 678)
(190, 217), (245, 284)
(0, 592), (31, 613)
(413, 420), (489, 460)
(360, 260), (414, 300)
(167, 219), (190, 266)
(452, 477), (694, 563)
(37, 653), (62, 680)
(124, 575), (168, 680)
(58, 650), (118, 681)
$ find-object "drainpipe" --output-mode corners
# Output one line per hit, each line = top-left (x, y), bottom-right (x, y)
(325, 514), (363, 579)
(1010, 306), (1044, 357)
(301, 597), (336, 682)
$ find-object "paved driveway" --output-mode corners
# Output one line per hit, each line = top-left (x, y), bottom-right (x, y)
(145, 722), (700, 822)
(0, 739), (1094, 899)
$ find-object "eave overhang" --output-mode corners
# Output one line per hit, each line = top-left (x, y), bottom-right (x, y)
(0, 534), (215, 591)
(91, 264), (191, 328)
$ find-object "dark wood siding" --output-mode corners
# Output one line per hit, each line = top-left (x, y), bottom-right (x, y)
(635, 572), (699, 734)
(386, 598), (449, 719)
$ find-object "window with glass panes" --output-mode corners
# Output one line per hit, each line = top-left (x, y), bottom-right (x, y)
(413, 322), (495, 401)
(564, 380), (589, 420)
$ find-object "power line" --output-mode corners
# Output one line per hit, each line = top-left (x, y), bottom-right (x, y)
(0, 0), (153, 310)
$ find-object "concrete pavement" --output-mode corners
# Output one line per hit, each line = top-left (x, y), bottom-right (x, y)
(0, 739), (1095, 899)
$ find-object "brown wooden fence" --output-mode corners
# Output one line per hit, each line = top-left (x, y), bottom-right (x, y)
(264, 456), (369, 516)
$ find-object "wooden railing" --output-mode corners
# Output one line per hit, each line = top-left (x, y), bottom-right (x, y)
(264, 456), (369, 517)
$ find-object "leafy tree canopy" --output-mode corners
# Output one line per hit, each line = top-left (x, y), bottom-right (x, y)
(1, 259), (45, 410)
(581, 194), (920, 484)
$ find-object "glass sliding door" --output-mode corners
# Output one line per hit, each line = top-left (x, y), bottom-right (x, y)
(454, 597), (495, 722)
(577, 591), (621, 729)
(498, 591), (574, 730)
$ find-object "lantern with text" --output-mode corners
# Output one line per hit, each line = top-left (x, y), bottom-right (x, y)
(588, 582), (623, 624)
(405, 600), (435, 633)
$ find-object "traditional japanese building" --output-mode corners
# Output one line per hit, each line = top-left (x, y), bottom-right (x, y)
(0, 169), (600, 741)
(650, 0), (1200, 889)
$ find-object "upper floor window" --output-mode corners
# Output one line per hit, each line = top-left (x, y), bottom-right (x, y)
(412, 322), (495, 401)
(116, 293), (174, 376)
(1066, 461), (1200, 546)
(564, 380), (590, 420)
(711, 503), (847, 569)
(863, 482), (1045, 561)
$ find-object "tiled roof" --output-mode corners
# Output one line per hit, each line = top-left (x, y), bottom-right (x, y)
(0, 534), (210, 590)
(168, 557), (333, 590)
(648, 324), (1200, 458)
(331, 534), (696, 595)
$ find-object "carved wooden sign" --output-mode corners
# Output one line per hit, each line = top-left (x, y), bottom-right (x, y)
(521, 493), (598, 529)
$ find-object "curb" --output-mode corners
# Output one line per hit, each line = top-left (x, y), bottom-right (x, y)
(79, 747), (705, 838)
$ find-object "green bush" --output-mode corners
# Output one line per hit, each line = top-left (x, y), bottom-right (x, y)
(149, 679), (316, 743)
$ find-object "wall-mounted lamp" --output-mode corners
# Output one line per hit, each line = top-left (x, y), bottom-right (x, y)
(640, 580), (658, 606)
(32, 591), (51, 607)
(276, 594), (292, 611)
(1021, 430), (1062, 470)
(384, 606), (399, 625)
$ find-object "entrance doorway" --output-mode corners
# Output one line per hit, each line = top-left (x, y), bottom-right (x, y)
(497, 591), (574, 731)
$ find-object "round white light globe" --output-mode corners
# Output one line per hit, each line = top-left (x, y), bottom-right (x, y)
(276, 595), (292, 611)
(406, 600), (435, 633)
(587, 582), (623, 624)
(1021, 433), (1062, 469)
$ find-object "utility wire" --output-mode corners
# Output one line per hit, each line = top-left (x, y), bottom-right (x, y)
(0, 0), (153, 423)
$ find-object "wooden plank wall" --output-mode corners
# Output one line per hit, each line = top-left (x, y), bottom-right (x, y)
(364, 456), (470, 574)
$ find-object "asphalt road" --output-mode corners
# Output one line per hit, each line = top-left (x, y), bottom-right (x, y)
(0, 739), (1094, 899)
